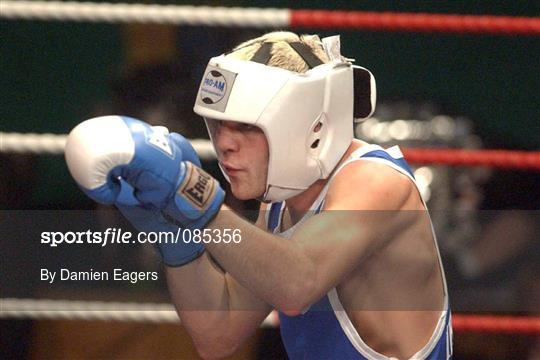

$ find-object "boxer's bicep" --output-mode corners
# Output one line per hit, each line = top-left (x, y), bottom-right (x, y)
(291, 165), (415, 302)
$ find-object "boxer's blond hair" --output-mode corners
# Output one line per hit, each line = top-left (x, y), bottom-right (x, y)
(227, 31), (329, 73)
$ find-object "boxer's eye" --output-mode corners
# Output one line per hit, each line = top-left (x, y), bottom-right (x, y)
(238, 123), (256, 131)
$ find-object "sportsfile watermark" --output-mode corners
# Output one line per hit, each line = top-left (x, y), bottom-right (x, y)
(40, 228), (242, 247)
(2, 209), (538, 311)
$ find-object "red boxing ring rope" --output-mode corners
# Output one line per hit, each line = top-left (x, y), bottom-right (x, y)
(1, 133), (540, 170)
(292, 10), (540, 35)
(403, 148), (540, 170)
(452, 315), (540, 335)
(267, 312), (540, 334)
(1, 2), (539, 36)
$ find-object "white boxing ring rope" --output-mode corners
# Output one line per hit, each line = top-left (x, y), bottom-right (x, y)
(0, 132), (248, 327)
(0, 297), (278, 327)
(0, 1), (289, 27)
(0, 1), (304, 335)
(0, 132), (217, 160)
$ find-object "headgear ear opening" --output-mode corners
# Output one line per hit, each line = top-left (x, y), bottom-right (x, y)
(352, 66), (376, 121)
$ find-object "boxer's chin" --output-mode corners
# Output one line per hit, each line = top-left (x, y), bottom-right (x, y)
(230, 181), (264, 201)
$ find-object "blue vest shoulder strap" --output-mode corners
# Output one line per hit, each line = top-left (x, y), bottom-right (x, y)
(360, 148), (415, 178)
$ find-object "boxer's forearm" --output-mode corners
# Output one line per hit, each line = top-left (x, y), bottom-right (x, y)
(205, 206), (316, 312)
(165, 253), (271, 356)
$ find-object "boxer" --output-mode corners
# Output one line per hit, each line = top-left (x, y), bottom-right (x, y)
(66, 32), (452, 359)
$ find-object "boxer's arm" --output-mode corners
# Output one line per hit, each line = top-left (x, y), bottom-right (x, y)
(204, 162), (418, 315)
(165, 207), (273, 358)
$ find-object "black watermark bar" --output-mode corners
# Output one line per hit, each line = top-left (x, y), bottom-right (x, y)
(1, 209), (538, 312)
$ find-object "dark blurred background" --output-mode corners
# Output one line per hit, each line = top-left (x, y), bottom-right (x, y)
(1, 1), (539, 359)
(1, 1), (539, 206)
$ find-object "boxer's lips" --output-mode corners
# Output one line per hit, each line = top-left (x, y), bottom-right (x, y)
(221, 163), (243, 176)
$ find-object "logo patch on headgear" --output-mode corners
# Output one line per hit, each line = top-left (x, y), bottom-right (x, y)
(201, 70), (226, 104)
(196, 65), (237, 112)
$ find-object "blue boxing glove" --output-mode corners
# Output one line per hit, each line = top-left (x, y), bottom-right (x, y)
(65, 115), (224, 266)
(116, 195), (204, 266)
(113, 132), (206, 266)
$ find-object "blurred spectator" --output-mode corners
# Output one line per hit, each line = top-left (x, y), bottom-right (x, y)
(448, 170), (540, 360)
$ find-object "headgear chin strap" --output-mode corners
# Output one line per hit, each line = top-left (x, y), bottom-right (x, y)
(193, 42), (376, 202)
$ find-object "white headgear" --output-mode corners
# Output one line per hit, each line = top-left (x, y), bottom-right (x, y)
(193, 37), (376, 202)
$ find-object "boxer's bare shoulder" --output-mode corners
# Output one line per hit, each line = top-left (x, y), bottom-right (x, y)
(325, 159), (416, 211)
(321, 145), (445, 358)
